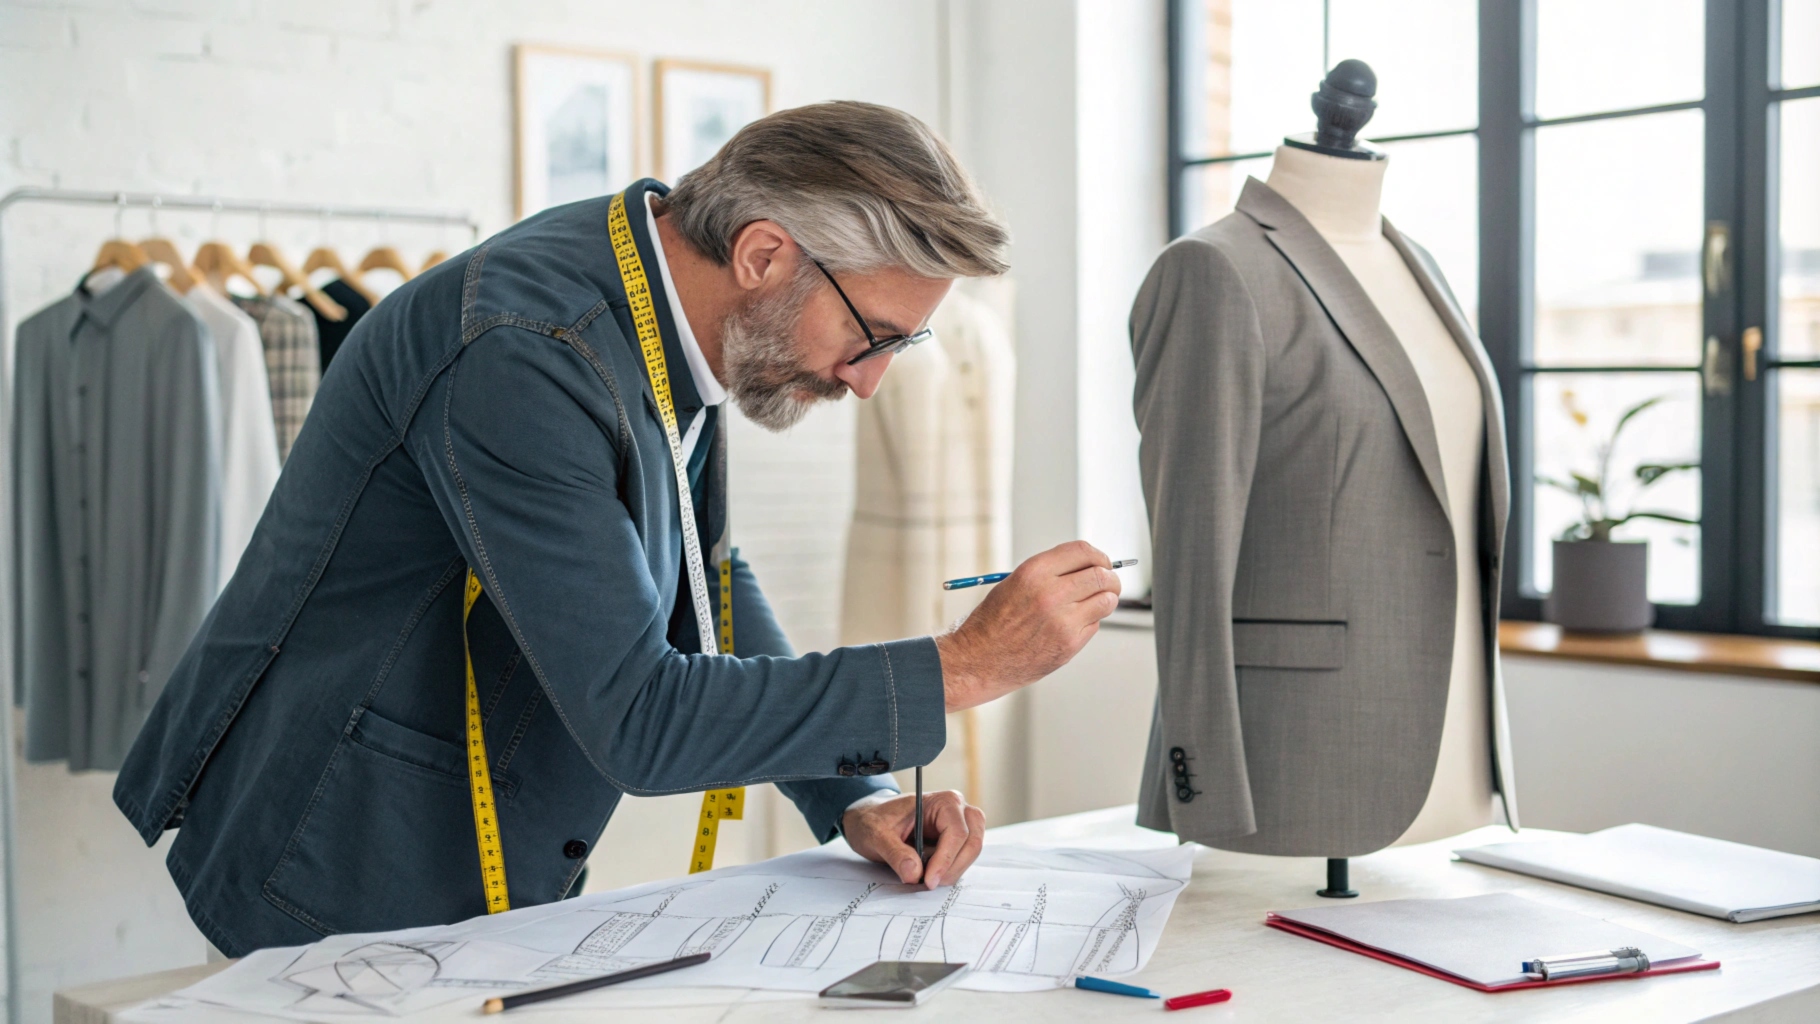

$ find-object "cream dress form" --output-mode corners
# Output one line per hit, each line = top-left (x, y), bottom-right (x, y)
(1266, 145), (1496, 844)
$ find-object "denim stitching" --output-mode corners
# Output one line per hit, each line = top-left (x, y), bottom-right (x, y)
(879, 643), (900, 766)
(494, 686), (541, 773)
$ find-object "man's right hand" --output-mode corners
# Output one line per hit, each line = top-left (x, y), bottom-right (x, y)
(934, 541), (1123, 712)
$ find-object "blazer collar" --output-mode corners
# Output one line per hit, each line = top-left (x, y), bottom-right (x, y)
(1237, 176), (1452, 525)
(1381, 218), (1512, 557)
(617, 177), (703, 415)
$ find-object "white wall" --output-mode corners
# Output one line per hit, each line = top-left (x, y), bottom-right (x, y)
(0, 1), (945, 1018)
(1503, 655), (1820, 857)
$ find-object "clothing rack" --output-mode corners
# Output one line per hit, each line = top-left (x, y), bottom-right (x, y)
(0, 186), (483, 1022)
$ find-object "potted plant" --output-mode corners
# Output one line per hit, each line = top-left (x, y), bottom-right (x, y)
(1538, 394), (1699, 633)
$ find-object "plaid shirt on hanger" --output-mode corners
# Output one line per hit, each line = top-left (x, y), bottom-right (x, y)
(232, 292), (321, 461)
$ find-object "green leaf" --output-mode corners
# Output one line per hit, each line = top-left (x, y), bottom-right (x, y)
(1570, 472), (1602, 498)
(1611, 510), (1700, 528)
(1636, 462), (1700, 486)
(1609, 395), (1667, 449)
(1535, 474), (1584, 496)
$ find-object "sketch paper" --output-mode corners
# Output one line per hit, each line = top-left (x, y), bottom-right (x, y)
(128, 843), (1193, 1021)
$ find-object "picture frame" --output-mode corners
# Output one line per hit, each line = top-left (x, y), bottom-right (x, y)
(654, 59), (773, 183)
(514, 44), (642, 221)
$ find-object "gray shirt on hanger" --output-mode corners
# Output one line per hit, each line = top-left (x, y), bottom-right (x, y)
(12, 266), (222, 770)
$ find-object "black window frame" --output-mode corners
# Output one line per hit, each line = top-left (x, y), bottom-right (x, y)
(1167, 0), (1820, 640)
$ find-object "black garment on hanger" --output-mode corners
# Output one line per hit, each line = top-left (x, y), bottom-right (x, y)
(309, 279), (372, 370)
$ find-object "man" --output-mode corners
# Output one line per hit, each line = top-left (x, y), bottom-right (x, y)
(116, 101), (1123, 956)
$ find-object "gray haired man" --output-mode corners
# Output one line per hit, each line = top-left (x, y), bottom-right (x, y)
(116, 101), (1123, 956)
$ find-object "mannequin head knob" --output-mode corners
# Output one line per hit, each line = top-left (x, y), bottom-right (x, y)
(1283, 58), (1386, 161)
(1312, 59), (1378, 150)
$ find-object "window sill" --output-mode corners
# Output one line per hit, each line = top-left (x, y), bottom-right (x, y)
(1499, 621), (1820, 685)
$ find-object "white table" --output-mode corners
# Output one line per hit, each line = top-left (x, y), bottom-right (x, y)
(55, 808), (1820, 1023)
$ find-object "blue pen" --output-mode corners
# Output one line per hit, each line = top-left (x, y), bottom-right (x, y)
(942, 559), (1137, 591)
(1075, 976), (1160, 999)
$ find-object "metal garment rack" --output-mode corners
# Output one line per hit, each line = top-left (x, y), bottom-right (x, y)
(0, 187), (481, 1022)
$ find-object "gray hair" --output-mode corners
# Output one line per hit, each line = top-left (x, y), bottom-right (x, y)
(662, 101), (1010, 278)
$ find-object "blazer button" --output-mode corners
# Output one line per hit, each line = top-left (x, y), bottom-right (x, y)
(859, 759), (890, 776)
(563, 839), (588, 860)
(837, 760), (858, 777)
(1176, 786), (1195, 803)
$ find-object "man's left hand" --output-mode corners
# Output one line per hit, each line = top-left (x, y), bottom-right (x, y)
(842, 789), (985, 889)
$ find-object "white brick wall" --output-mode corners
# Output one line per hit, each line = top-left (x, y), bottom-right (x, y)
(1, 1), (941, 1017)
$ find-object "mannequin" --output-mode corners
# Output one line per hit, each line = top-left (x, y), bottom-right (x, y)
(1264, 146), (1497, 845)
(1128, 58), (1516, 898)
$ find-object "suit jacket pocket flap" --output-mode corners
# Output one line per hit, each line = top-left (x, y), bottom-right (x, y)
(1232, 620), (1346, 670)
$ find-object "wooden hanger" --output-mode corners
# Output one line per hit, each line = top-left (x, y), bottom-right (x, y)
(420, 250), (450, 272)
(357, 244), (416, 287)
(302, 245), (379, 306)
(91, 238), (150, 274)
(194, 241), (272, 299)
(250, 240), (346, 322)
(139, 237), (201, 293)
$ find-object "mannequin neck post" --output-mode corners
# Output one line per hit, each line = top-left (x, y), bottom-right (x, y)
(1264, 144), (1390, 242)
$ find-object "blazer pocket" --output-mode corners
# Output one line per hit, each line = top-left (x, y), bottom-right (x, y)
(264, 707), (518, 937)
(1232, 620), (1346, 670)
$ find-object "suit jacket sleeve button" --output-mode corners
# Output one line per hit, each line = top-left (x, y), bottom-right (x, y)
(563, 839), (588, 859)
(837, 761), (858, 777)
(859, 759), (890, 776)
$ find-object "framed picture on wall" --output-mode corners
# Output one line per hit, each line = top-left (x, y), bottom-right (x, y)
(514, 44), (641, 221)
(654, 59), (772, 183)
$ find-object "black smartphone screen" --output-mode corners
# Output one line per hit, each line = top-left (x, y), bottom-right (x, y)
(820, 961), (968, 1002)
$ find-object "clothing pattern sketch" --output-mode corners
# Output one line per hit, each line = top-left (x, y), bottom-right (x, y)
(186, 286), (281, 589)
(307, 278), (371, 370)
(233, 292), (321, 460)
(12, 267), (222, 770)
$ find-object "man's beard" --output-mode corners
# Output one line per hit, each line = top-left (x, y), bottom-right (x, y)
(722, 264), (849, 432)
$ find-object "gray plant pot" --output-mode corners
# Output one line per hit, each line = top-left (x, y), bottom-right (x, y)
(1545, 539), (1653, 633)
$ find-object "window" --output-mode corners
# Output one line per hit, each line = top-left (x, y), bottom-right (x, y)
(1168, 0), (1820, 639)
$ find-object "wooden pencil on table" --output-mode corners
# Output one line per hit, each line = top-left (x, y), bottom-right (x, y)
(482, 952), (712, 1013)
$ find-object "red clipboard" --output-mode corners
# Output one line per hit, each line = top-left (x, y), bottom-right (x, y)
(1265, 913), (1722, 992)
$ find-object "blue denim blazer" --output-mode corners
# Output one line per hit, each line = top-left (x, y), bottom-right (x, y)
(114, 180), (946, 956)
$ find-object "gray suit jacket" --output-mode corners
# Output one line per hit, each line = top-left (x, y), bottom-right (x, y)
(1130, 178), (1517, 856)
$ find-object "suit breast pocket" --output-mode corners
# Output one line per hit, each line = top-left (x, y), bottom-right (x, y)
(263, 706), (517, 936)
(1232, 620), (1346, 670)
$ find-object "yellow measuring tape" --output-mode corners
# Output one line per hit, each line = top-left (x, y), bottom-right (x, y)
(462, 569), (511, 913)
(461, 188), (743, 912)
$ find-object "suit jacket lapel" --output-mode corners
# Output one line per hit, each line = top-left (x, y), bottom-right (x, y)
(1237, 178), (1452, 524)
(1381, 218), (1511, 562)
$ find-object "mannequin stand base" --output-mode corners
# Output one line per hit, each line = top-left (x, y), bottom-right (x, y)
(1316, 857), (1359, 898)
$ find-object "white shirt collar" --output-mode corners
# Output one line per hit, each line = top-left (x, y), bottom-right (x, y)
(645, 191), (727, 408)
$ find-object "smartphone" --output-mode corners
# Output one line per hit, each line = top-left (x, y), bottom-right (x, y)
(818, 961), (971, 1008)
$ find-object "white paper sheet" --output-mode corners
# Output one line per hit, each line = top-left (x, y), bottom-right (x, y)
(130, 843), (1193, 1021)
(1456, 823), (1820, 923)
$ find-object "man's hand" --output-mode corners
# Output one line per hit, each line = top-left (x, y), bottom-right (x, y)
(842, 790), (985, 889)
(935, 540), (1122, 712)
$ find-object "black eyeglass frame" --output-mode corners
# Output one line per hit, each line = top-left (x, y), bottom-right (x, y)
(812, 259), (935, 365)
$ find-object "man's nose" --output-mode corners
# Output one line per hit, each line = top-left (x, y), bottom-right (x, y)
(835, 351), (896, 400)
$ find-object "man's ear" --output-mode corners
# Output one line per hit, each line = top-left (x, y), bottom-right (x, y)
(727, 219), (795, 293)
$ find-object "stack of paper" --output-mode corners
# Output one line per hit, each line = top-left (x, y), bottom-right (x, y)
(1267, 893), (1714, 991)
(1457, 824), (1820, 923)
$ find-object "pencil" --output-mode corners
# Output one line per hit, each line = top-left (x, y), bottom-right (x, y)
(481, 952), (712, 1013)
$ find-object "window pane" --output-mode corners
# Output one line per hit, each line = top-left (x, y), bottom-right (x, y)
(1781, 98), (1820, 361)
(1380, 133), (1479, 321)
(1533, 110), (1704, 367)
(1179, 0), (1323, 159)
(1784, 0), (1820, 90)
(1180, 156), (1272, 232)
(1529, 372), (1702, 605)
(1775, 369), (1820, 625)
(1327, 0), (1477, 137)
(1536, 0), (1703, 119)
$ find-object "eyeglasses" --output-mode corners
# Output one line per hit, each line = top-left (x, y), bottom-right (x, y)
(812, 259), (934, 365)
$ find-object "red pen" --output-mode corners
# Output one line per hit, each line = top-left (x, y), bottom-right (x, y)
(1164, 988), (1232, 1011)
